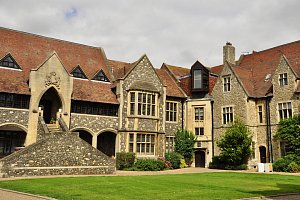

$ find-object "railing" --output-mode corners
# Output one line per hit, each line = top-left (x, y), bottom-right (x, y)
(38, 116), (50, 135)
(58, 117), (69, 132)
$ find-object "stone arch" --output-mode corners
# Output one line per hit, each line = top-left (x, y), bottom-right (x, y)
(36, 86), (66, 110)
(97, 129), (117, 157)
(38, 86), (63, 123)
(0, 123), (27, 158)
(71, 127), (94, 146)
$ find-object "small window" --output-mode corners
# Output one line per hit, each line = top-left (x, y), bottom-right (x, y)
(222, 106), (233, 124)
(0, 54), (21, 70)
(223, 76), (231, 92)
(258, 105), (263, 123)
(195, 107), (204, 121)
(166, 102), (178, 122)
(279, 73), (288, 86)
(165, 136), (175, 153)
(278, 102), (292, 120)
(193, 69), (202, 89)
(93, 70), (109, 82)
(71, 66), (87, 79)
(195, 127), (204, 136)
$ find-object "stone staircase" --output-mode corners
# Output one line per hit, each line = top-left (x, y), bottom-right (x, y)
(47, 124), (61, 133)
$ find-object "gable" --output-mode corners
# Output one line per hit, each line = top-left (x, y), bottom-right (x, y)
(71, 65), (87, 79)
(92, 70), (109, 82)
(0, 54), (21, 70)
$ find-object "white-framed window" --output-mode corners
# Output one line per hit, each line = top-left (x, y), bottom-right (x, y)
(165, 136), (175, 153)
(128, 133), (156, 155)
(223, 76), (231, 92)
(258, 105), (263, 124)
(195, 127), (204, 136)
(193, 69), (202, 89)
(166, 101), (178, 122)
(195, 107), (204, 121)
(279, 73), (288, 86)
(129, 91), (157, 117)
(278, 102), (292, 120)
(222, 106), (233, 124)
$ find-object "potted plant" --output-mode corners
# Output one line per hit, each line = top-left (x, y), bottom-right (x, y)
(50, 117), (56, 124)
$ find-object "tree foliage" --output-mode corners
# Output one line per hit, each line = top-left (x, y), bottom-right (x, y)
(275, 115), (300, 156)
(174, 128), (195, 166)
(217, 119), (253, 166)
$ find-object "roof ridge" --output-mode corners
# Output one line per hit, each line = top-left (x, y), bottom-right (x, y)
(248, 39), (300, 56)
(0, 26), (102, 50)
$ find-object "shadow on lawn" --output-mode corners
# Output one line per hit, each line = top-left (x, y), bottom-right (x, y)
(238, 183), (300, 198)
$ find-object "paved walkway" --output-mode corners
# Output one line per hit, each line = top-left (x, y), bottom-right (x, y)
(0, 168), (299, 200)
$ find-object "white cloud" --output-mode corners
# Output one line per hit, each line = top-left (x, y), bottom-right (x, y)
(0, 0), (300, 68)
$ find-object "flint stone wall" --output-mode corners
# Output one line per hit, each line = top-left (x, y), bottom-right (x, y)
(0, 132), (115, 177)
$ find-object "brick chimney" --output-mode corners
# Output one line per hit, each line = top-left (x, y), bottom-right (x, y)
(223, 42), (235, 65)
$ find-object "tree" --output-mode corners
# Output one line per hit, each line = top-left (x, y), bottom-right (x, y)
(275, 115), (300, 156)
(217, 119), (253, 167)
(174, 129), (195, 166)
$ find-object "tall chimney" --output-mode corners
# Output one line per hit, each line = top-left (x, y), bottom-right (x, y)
(223, 42), (235, 65)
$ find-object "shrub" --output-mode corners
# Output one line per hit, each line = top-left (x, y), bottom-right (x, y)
(273, 154), (300, 172)
(174, 129), (195, 166)
(116, 152), (136, 170)
(209, 156), (226, 169)
(165, 152), (181, 169)
(134, 159), (165, 171)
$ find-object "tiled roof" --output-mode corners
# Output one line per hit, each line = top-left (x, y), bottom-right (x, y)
(72, 79), (118, 104)
(155, 68), (186, 98)
(231, 40), (300, 97)
(108, 59), (134, 80)
(164, 64), (190, 78)
(208, 64), (223, 75)
(0, 27), (117, 103)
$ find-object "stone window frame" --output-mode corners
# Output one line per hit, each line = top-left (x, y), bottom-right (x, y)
(279, 73), (288, 86)
(128, 133), (156, 156)
(222, 106), (234, 125)
(195, 127), (204, 136)
(165, 136), (175, 153)
(165, 101), (178, 122)
(194, 107), (205, 121)
(258, 105), (263, 124)
(278, 101), (292, 121)
(223, 75), (231, 92)
(128, 91), (158, 118)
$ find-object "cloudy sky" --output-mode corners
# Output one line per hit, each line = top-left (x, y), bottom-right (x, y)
(1, 0), (300, 68)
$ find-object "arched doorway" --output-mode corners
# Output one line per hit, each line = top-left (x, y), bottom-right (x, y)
(0, 125), (26, 158)
(39, 87), (62, 124)
(97, 132), (116, 157)
(259, 146), (267, 163)
(195, 150), (206, 168)
(76, 130), (93, 145)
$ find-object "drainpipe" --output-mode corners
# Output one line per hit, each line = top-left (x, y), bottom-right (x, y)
(265, 97), (273, 163)
(181, 99), (184, 129)
(211, 100), (214, 157)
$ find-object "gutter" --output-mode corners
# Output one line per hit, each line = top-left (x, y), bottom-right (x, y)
(211, 100), (215, 157)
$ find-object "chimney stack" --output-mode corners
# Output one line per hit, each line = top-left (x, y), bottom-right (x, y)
(223, 42), (235, 65)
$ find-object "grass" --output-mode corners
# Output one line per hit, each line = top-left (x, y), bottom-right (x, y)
(0, 172), (300, 200)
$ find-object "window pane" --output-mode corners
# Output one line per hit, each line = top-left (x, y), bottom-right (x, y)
(194, 70), (202, 88)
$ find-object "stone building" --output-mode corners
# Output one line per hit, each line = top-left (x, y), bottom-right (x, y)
(1, 27), (213, 176)
(212, 41), (300, 167)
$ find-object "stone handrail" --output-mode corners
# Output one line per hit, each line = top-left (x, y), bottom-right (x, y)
(58, 117), (69, 132)
(39, 116), (50, 134)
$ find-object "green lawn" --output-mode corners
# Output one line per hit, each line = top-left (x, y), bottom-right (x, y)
(0, 173), (300, 200)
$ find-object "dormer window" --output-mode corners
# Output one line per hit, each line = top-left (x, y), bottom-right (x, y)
(71, 65), (87, 79)
(0, 54), (21, 70)
(279, 73), (288, 86)
(193, 69), (202, 89)
(93, 70), (109, 82)
(191, 61), (209, 93)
